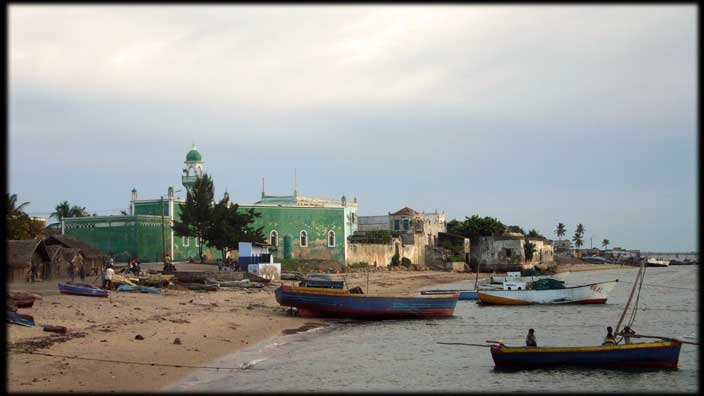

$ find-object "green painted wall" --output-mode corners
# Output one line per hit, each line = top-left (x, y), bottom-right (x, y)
(239, 205), (346, 263)
(134, 201), (169, 216)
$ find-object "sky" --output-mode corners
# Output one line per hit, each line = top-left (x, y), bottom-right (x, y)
(8, 5), (698, 252)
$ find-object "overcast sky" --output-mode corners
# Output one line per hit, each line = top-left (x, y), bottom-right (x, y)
(9, 5), (698, 252)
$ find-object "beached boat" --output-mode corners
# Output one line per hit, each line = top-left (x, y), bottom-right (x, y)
(646, 258), (670, 267)
(420, 290), (478, 300)
(298, 279), (345, 289)
(490, 340), (682, 368)
(477, 280), (618, 305)
(582, 256), (608, 264)
(58, 282), (110, 297)
(116, 284), (161, 294)
(275, 285), (459, 318)
(7, 311), (36, 327)
(490, 271), (569, 284)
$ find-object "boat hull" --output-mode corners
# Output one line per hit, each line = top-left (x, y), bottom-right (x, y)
(275, 285), (459, 318)
(12, 298), (35, 308)
(58, 282), (109, 298)
(490, 341), (681, 369)
(477, 280), (617, 305)
(490, 272), (569, 284)
(420, 290), (478, 300)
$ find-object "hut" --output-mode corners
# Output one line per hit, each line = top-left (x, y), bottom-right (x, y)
(45, 245), (64, 280)
(44, 235), (107, 276)
(7, 239), (51, 282)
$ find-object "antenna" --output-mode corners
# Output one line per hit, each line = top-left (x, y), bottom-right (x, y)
(262, 177), (265, 198)
(294, 168), (298, 196)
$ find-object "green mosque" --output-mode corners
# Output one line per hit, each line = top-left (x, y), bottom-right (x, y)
(63, 146), (358, 264)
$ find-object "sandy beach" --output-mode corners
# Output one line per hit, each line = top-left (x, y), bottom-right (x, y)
(7, 263), (627, 392)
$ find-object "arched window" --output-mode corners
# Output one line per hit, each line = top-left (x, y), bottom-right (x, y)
(300, 231), (308, 247)
(270, 230), (278, 246)
(328, 230), (336, 247)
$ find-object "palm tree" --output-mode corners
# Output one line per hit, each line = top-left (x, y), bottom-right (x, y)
(576, 223), (585, 236)
(602, 239), (610, 250)
(51, 201), (71, 221)
(6, 193), (30, 216)
(572, 232), (584, 252)
(555, 223), (566, 240)
(69, 205), (89, 217)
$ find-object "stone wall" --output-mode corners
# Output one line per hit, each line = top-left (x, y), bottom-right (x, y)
(347, 237), (425, 268)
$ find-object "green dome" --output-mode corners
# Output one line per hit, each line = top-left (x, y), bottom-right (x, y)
(186, 146), (202, 162)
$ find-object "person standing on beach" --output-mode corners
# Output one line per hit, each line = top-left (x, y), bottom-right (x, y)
(70, 256), (78, 282)
(102, 265), (115, 290)
(526, 328), (537, 347)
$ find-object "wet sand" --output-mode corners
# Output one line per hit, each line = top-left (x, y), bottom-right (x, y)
(6, 263), (622, 392)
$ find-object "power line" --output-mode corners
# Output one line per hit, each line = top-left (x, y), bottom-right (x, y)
(10, 350), (263, 371)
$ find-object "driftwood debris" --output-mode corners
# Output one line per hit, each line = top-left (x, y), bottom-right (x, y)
(43, 325), (68, 334)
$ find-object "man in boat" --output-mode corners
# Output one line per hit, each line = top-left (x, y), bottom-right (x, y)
(526, 328), (537, 347)
(620, 326), (636, 344)
(602, 326), (616, 345)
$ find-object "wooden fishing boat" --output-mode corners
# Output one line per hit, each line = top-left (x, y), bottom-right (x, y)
(477, 280), (618, 305)
(58, 282), (110, 297)
(420, 290), (478, 300)
(490, 340), (682, 368)
(646, 258), (670, 267)
(116, 284), (161, 294)
(275, 285), (459, 319)
(298, 279), (345, 289)
(490, 271), (569, 284)
(7, 311), (35, 327)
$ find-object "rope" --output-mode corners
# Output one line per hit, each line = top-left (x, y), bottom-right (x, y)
(437, 342), (493, 348)
(618, 281), (697, 291)
(10, 350), (264, 371)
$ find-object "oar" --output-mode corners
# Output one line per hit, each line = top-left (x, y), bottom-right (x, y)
(625, 334), (699, 345)
(437, 342), (495, 348)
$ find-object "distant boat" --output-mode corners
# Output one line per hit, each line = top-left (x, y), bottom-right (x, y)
(116, 284), (161, 294)
(477, 280), (618, 305)
(421, 290), (478, 300)
(490, 340), (682, 368)
(490, 271), (569, 284)
(582, 256), (608, 264)
(275, 285), (459, 319)
(646, 258), (670, 267)
(58, 282), (109, 297)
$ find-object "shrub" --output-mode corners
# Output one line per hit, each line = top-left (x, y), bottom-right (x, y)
(349, 262), (369, 270)
(390, 253), (400, 267)
(401, 257), (412, 268)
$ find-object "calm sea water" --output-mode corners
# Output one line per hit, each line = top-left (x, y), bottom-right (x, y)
(169, 266), (699, 393)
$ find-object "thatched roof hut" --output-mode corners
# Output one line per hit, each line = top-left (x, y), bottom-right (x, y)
(44, 235), (107, 276)
(7, 239), (51, 282)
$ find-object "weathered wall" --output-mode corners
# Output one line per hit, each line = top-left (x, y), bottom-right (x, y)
(239, 205), (346, 263)
(473, 236), (533, 271)
(347, 237), (425, 267)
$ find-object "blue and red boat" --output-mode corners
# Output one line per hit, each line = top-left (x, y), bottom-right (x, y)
(420, 289), (478, 300)
(275, 285), (459, 319)
(490, 340), (682, 369)
(58, 282), (110, 297)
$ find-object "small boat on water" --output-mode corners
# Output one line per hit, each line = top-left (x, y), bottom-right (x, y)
(421, 290), (478, 300)
(477, 280), (618, 305)
(58, 282), (110, 297)
(646, 257), (670, 267)
(275, 285), (459, 319)
(490, 340), (682, 368)
(490, 271), (569, 284)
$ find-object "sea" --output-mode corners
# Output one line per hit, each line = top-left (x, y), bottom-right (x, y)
(168, 266), (699, 393)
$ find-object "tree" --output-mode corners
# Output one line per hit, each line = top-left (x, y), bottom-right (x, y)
(602, 239), (610, 250)
(572, 226), (584, 253)
(205, 193), (265, 261)
(51, 201), (71, 221)
(69, 205), (89, 217)
(173, 174), (215, 262)
(527, 229), (544, 239)
(6, 193), (43, 240)
(555, 223), (566, 240)
(6, 193), (30, 216)
(576, 223), (585, 236)
(506, 225), (525, 235)
(524, 239), (536, 262)
(447, 215), (506, 242)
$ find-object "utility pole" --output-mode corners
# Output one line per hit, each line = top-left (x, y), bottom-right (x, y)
(161, 196), (166, 263)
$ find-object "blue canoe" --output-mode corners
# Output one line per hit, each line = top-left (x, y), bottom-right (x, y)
(116, 285), (161, 294)
(275, 285), (459, 319)
(421, 290), (478, 300)
(490, 341), (682, 369)
(58, 282), (109, 297)
(7, 311), (35, 327)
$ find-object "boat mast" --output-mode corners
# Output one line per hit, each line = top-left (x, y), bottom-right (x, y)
(614, 260), (645, 335)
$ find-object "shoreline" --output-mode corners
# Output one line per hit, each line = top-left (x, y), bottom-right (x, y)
(7, 263), (631, 392)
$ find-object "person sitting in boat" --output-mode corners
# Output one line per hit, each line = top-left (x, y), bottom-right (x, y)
(602, 326), (616, 345)
(620, 326), (636, 344)
(526, 328), (537, 347)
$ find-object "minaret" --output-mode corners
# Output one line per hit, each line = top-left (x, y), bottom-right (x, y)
(182, 144), (204, 193)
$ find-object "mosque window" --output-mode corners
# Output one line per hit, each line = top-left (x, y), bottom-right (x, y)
(270, 230), (278, 246)
(182, 236), (189, 247)
(328, 231), (336, 247)
(300, 231), (308, 247)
